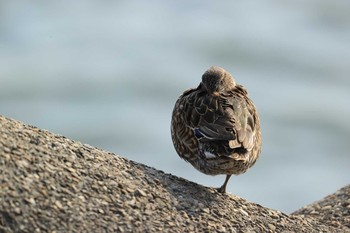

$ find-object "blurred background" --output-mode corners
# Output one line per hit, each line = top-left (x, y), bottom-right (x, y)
(1, 1), (349, 213)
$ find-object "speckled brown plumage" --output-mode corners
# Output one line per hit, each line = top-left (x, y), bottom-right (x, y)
(171, 66), (262, 193)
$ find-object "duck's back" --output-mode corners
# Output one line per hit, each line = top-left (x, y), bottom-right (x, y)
(171, 83), (261, 175)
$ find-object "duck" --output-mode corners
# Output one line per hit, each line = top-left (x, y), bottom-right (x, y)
(171, 66), (262, 193)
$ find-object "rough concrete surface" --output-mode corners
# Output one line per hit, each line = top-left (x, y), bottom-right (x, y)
(293, 184), (350, 230)
(0, 115), (349, 232)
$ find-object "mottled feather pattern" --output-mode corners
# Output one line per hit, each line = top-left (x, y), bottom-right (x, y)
(171, 66), (262, 193)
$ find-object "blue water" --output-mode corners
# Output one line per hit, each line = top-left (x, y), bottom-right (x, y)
(1, 1), (349, 213)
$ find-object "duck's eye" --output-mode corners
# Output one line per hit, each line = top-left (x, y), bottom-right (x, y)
(220, 80), (224, 85)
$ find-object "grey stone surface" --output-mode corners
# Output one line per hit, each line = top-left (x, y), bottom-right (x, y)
(293, 184), (350, 230)
(0, 115), (349, 232)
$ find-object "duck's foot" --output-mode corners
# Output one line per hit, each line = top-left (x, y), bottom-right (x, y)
(216, 174), (232, 193)
(216, 186), (226, 193)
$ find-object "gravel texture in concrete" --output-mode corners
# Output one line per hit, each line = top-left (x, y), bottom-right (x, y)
(293, 184), (350, 230)
(0, 115), (349, 232)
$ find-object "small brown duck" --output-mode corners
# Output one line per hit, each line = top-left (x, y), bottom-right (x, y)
(171, 66), (262, 193)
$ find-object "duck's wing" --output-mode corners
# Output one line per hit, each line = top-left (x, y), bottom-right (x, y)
(192, 88), (257, 155)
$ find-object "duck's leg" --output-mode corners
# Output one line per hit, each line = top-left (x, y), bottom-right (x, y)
(217, 175), (231, 193)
